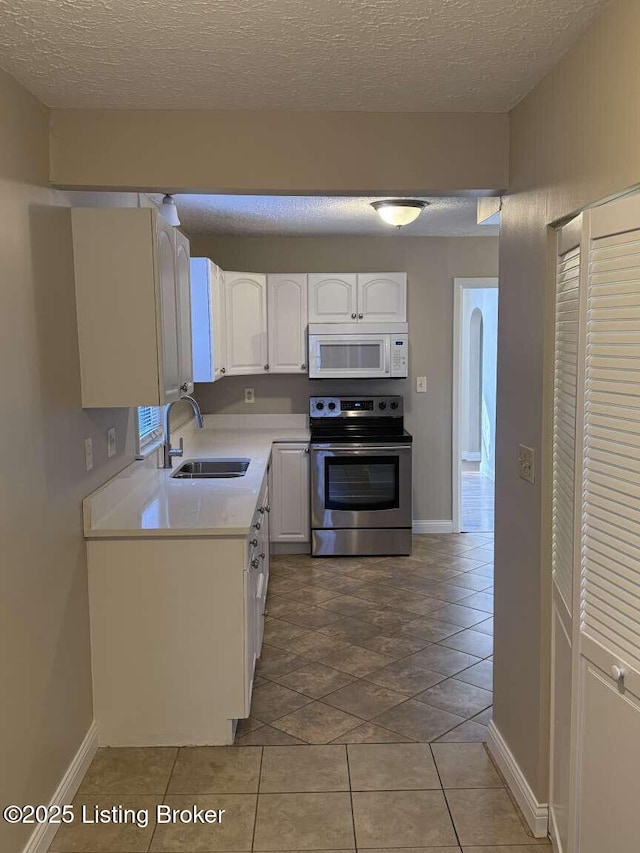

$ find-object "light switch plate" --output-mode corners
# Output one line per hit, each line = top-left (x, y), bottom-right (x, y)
(518, 444), (535, 484)
(416, 376), (427, 393)
(244, 388), (255, 404)
(107, 427), (116, 458)
(84, 438), (93, 471)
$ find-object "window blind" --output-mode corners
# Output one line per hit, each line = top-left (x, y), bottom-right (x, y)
(137, 406), (163, 448)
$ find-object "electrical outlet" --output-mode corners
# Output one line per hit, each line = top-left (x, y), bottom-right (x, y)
(518, 444), (535, 484)
(244, 388), (255, 404)
(416, 376), (427, 393)
(84, 438), (93, 471)
(107, 427), (116, 458)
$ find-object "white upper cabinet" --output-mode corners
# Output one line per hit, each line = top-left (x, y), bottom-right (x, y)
(174, 229), (194, 395)
(308, 272), (406, 323)
(190, 258), (227, 382)
(71, 207), (191, 407)
(225, 272), (268, 375)
(267, 274), (308, 373)
(357, 273), (406, 322)
(308, 274), (358, 323)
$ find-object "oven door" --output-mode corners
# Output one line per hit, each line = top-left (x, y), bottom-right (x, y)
(309, 334), (391, 379)
(311, 444), (412, 529)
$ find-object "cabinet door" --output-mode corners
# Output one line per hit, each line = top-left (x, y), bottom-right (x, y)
(357, 273), (406, 322)
(190, 259), (226, 383)
(267, 274), (308, 373)
(212, 265), (227, 380)
(156, 214), (181, 403)
(308, 274), (357, 323)
(270, 444), (310, 542)
(225, 272), (268, 375)
(174, 230), (193, 395)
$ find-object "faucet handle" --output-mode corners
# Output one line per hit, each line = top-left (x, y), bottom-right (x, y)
(169, 437), (184, 458)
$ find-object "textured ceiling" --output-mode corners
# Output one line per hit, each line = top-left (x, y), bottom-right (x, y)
(0, 0), (609, 110)
(166, 195), (499, 237)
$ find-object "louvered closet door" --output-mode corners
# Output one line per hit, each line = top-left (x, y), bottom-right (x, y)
(549, 216), (582, 853)
(575, 194), (640, 853)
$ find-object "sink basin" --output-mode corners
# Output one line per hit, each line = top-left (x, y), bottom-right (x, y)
(171, 458), (251, 479)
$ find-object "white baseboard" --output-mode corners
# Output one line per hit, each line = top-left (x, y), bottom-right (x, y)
(487, 720), (549, 839)
(413, 520), (454, 534)
(22, 722), (98, 853)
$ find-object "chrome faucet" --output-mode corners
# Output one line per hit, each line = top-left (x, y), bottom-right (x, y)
(163, 394), (204, 468)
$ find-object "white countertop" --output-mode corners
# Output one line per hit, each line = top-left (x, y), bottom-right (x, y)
(83, 416), (310, 539)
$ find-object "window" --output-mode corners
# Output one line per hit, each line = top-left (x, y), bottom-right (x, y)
(137, 406), (163, 452)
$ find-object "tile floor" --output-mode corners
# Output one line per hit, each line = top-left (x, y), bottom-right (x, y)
(48, 534), (552, 852)
(245, 533), (495, 745)
(49, 742), (551, 851)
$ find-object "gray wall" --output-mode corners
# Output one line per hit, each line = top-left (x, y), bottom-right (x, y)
(190, 235), (499, 522)
(0, 69), (139, 853)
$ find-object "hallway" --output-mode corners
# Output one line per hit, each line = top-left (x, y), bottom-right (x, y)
(48, 741), (550, 851)
(48, 534), (550, 851)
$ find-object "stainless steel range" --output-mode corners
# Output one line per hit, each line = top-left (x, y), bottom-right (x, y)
(310, 395), (412, 557)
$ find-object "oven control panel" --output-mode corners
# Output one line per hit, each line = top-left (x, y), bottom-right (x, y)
(310, 396), (403, 417)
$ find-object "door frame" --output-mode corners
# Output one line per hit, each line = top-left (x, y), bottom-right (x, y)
(452, 277), (499, 533)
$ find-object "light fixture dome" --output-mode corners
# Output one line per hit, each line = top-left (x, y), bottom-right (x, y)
(159, 194), (180, 226)
(372, 199), (427, 228)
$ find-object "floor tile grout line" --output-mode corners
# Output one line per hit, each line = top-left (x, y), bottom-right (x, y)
(344, 743), (358, 851)
(145, 746), (181, 852)
(250, 745), (264, 852)
(429, 745), (464, 851)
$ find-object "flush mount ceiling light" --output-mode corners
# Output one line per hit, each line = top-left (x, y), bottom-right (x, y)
(371, 199), (428, 228)
(160, 194), (181, 226)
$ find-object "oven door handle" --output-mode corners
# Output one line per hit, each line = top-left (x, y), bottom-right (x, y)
(310, 444), (411, 452)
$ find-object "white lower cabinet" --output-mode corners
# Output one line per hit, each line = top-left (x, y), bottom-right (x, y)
(87, 481), (270, 747)
(269, 443), (310, 543)
(245, 480), (270, 706)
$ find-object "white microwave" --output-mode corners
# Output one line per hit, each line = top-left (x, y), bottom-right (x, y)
(308, 323), (408, 379)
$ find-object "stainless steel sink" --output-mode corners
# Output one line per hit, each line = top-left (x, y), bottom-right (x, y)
(171, 458), (251, 479)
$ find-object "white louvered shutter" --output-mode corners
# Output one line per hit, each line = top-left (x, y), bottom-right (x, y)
(581, 201), (640, 674)
(553, 239), (581, 616)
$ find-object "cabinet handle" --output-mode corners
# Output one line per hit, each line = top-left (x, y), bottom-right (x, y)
(180, 382), (189, 393)
(220, 367), (226, 374)
(250, 538), (258, 547)
(260, 552), (266, 559)
(251, 558), (259, 569)
(358, 313), (364, 319)
(265, 504), (271, 513)
(351, 312), (357, 319)
(611, 664), (626, 686)
(301, 364), (307, 370)
(264, 364), (269, 371)
(254, 521), (261, 530)
(304, 446), (310, 454)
